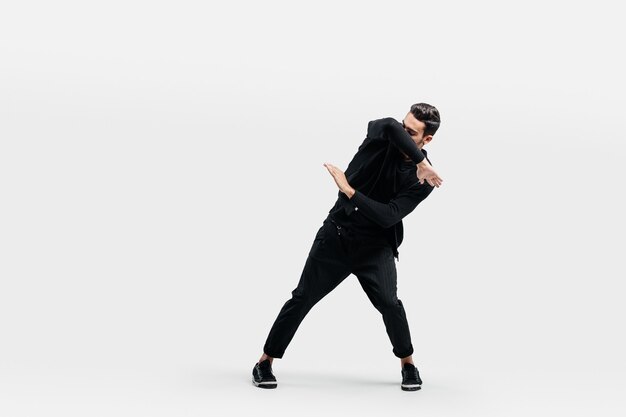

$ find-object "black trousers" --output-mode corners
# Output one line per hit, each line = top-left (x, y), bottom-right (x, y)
(263, 216), (414, 359)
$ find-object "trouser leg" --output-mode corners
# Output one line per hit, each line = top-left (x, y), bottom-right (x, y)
(352, 242), (414, 358)
(263, 220), (351, 358)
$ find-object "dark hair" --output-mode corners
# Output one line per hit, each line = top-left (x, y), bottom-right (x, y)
(410, 103), (441, 136)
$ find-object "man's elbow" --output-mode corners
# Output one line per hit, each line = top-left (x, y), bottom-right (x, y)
(368, 117), (396, 139)
(378, 216), (399, 229)
(379, 117), (398, 134)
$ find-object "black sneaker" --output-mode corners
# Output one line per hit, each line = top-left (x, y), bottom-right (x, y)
(252, 359), (277, 389)
(401, 363), (422, 391)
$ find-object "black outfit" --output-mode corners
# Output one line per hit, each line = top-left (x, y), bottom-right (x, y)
(263, 117), (435, 359)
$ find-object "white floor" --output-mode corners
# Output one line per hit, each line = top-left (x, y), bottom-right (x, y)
(1, 353), (624, 416)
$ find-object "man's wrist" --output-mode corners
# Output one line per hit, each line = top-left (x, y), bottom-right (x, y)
(344, 187), (356, 199)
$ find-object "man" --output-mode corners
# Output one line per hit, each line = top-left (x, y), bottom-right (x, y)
(252, 103), (443, 391)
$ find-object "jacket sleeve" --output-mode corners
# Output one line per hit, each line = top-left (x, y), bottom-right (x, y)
(367, 117), (425, 164)
(349, 183), (434, 229)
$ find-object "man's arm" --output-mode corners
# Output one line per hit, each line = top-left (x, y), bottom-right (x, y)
(369, 117), (425, 164)
(347, 185), (433, 229)
(323, 162), (434, 228)
(368, 117), (441, 187)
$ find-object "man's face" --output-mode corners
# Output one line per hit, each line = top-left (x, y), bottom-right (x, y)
(402, 112), (432, 149)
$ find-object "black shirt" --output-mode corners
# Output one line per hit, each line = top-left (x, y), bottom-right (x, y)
(327, 117), (435, 260)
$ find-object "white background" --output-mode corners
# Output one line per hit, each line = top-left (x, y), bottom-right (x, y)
(1, 1), (625, 416)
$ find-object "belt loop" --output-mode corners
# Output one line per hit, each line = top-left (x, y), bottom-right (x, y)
(330, 218), (345, 236)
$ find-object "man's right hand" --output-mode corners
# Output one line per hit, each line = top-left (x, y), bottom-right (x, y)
(417, 160), (443, 187)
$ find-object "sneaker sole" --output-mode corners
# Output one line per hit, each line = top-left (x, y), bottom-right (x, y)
(401, 384), (422, 391)
(253, 378), (277, 389)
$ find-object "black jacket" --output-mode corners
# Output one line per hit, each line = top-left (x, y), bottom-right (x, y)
(328, 117), (435, 260)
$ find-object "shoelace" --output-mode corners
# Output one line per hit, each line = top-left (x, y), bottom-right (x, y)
(258, 363), (274, 378)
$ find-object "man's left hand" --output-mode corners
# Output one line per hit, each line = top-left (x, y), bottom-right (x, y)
(323, 163), (356, 198)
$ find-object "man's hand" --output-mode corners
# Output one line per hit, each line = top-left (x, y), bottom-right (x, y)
(417, 159), (443, 187)
(323, 163), (356, 198)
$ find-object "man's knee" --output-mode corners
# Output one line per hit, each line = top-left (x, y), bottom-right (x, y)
(377, 296), (403, 312)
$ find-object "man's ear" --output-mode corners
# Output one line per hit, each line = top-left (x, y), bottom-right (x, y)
(423, 135), (433, 145)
